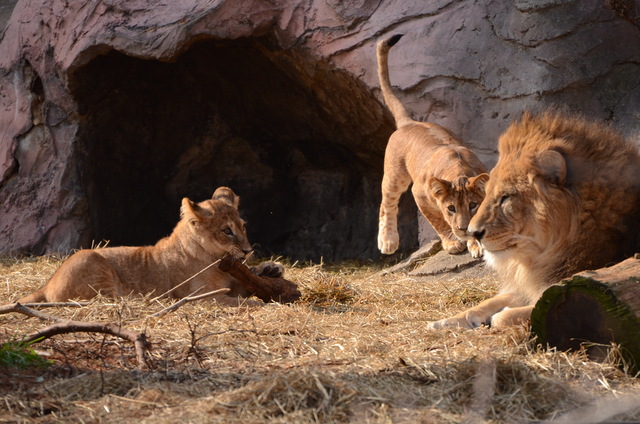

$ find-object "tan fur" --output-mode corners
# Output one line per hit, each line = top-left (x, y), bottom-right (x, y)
(18, 187), (283, 306)
(429, 111), (640, 329)
(376, 34), (489, 257)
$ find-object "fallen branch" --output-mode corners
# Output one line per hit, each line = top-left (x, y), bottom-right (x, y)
(3, 302), (150, 368)
(0, 302), (63, 322)
(148, 259), (221, 303)
(150, 287), (231, 318)
(218, 256), (301, 303)
(23, 321), (150, 368)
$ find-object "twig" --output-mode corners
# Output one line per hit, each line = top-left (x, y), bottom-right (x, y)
(23, 321), (150, 368)
(3, 302), (150, 368)
(14, 302), (89, 308)
(0, 302), (63, 322)
(149, 288), (230, 318)
(147, 259), (221, 303)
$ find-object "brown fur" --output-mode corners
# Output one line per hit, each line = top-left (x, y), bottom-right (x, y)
(18, 187), (284, 306)
(429, 111), (640, 329)
(376, 34), (489, 257)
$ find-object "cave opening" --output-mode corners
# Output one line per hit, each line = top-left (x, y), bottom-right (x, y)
(69, 37), (417, 261)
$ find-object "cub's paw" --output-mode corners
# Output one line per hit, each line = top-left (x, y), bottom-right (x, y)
(251, 261), (285, 278)
(442, 237), (466, 255)
(378, 228), (400, 255)
(467, 239), (483, 259)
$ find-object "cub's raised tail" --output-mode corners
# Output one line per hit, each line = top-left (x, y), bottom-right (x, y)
(376, 34), (412, 128)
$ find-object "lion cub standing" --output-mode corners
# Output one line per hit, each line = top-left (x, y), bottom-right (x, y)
(18, 187), (283, 306)
(376, 34), (489, 257)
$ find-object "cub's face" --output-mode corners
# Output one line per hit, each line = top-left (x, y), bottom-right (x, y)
(430, 173), (489, 241)
(181, 188), (253, 260)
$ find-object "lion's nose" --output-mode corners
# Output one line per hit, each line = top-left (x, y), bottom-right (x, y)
(242, 248), (253, 256)
(471, 229), (485, 240)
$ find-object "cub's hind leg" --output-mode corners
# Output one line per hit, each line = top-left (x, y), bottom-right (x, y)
(378, 172), (412, 254)
(24, 250), (127, 302)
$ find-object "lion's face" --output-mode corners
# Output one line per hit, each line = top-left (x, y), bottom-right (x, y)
(467, 170), (533, 253)
(430, 173), (489, 241)
(181, 189), (253, 260)
(468, 147), (573, 256)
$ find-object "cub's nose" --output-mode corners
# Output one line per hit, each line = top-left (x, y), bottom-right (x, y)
(471, 229), (486, 240)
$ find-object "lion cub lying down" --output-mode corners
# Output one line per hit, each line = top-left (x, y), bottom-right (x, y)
(429, 111), (640, 329)
(18, 187), (284, 306)
(376, 34), (489, 258)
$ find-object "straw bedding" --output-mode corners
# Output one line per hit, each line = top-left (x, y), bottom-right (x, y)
(1, 255), (639, 423)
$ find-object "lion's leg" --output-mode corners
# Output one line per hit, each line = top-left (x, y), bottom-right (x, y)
(413, 191), (466, 254)
(427, 292), (520, 329)
(489, 305), (533, 328)
(378, 172), (411, 254)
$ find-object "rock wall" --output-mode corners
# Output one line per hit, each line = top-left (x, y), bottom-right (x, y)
(0, 0), (639, 261)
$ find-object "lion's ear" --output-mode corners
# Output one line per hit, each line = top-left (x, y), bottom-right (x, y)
(181, 198), (204, 223)
(534, 150), (566, 186)
(429, 177), (451, 199)
(212, 186), (240, 209)
(469, 173), (490, 192)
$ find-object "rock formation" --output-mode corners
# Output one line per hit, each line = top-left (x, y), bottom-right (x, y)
(0, 0), (638, 261)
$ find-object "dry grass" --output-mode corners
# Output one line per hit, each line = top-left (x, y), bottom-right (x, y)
(1, 255), (640, 423)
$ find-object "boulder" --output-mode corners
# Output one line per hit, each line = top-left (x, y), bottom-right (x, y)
(0, 0), (638, 261)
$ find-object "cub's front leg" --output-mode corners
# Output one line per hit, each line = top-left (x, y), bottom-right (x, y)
(467, 239), (483, 259)
(378, 173), (412, 255)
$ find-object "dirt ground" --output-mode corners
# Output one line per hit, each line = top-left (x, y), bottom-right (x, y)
(1, 251), (640, 423)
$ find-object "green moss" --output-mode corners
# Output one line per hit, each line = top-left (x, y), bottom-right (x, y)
(0, 338), (51, 369)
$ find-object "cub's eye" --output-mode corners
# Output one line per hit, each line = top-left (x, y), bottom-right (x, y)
(447, 205), (456, 213)
(469, 202), (478, 210)
(499, 195), (509, 206)
(222, 228), (233, 236)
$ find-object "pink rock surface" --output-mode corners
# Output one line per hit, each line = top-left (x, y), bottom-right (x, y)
(0, 0), (638, 259)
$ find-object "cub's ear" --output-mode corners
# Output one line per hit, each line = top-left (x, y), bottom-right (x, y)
(181, 198), (204, 223)
(212, 186), (240, 208)
(469, 173), (490, 192)
(428, 177), (451, 199)
(534, 150), (566, 186)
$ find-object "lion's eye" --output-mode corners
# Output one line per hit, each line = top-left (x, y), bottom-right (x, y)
(447, 205), (456, 213)
(469, 202), (478, 210)
(222, 228), (233, 236)
(500, 195), (509, 206)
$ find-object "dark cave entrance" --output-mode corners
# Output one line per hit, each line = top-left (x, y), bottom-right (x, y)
(69, 37), (417, 261)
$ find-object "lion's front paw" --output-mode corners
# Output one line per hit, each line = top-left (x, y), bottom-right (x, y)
(378, 228), (400, 255)
(442, 237), (466, 255)
(251, 261), (285, 278)
(467, 239), (483, 259)
(427, 310), (490, 330)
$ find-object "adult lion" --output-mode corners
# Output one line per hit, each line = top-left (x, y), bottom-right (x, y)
(429, 111), (640, 329)
(18, 187), (283, 306)
(376, 34), (489, 258)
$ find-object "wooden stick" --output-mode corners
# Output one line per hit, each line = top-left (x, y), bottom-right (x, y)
(218, 256), (301, 303)
(23, 321), (150, 368)
(147, 259), (221, 303)
(0, 302), (63, 322)
(149, 288), (230, 318)
(3, 302), (150, 368)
